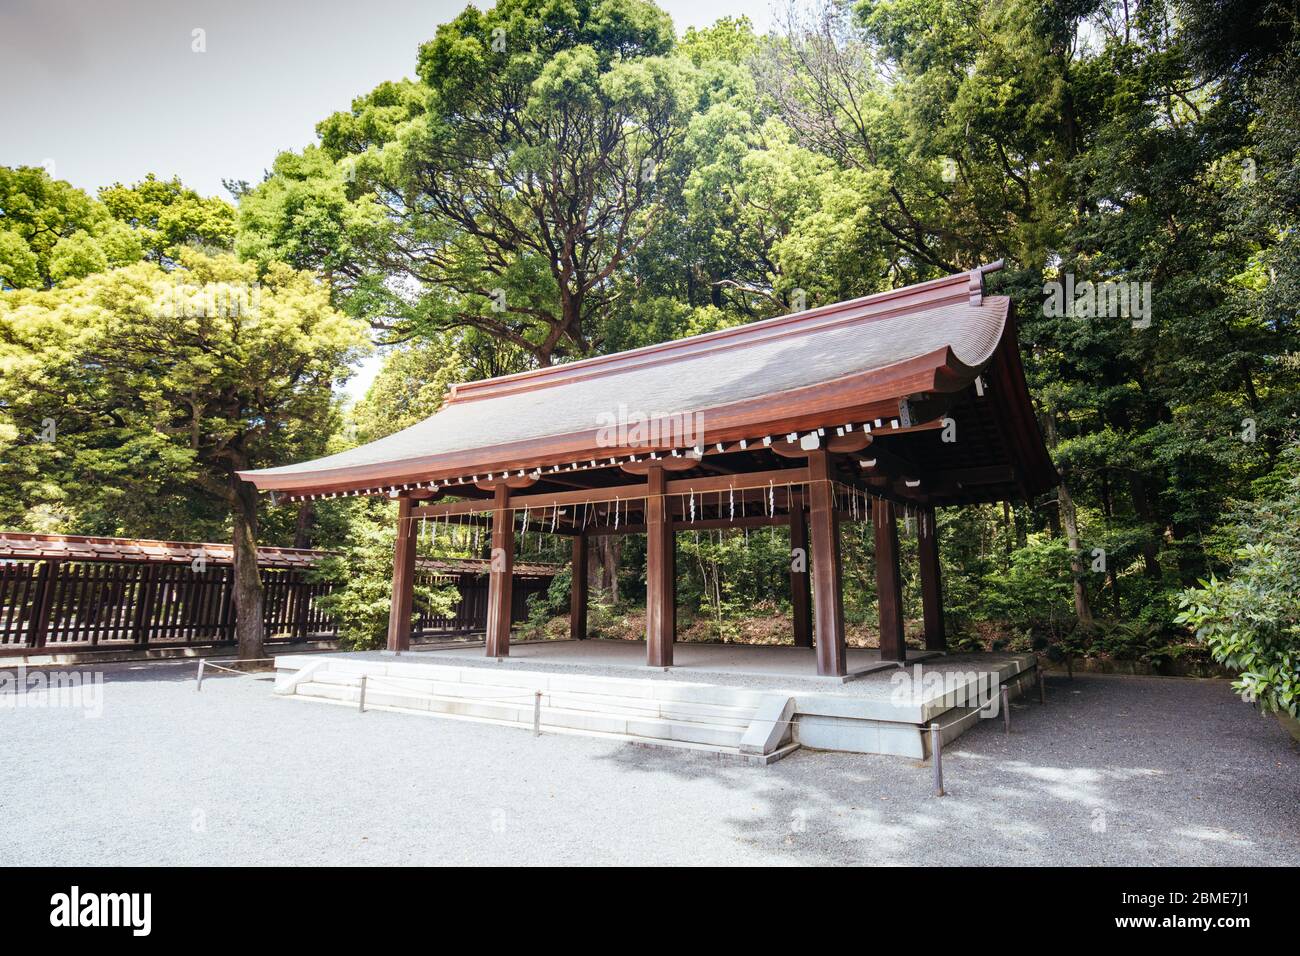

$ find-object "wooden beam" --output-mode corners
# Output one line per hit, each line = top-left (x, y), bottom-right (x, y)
(570, 533), (588, 640)
(855, 445), (919, 483)
(918, 504), (945, 652)
(827, 433), (872, 453)
(475, 475), (538, 491)
(385, 497), (417, 652)
(484, 485), (514, 657)
(620, 456), (698, 475)
(414, 467), (810, 518)
(645, 465), (674, 667)
(873, 497), (906, 662)
(807, 451), (846, 676)
(770, 440), (810, 458)
(789, 496), (812, 649)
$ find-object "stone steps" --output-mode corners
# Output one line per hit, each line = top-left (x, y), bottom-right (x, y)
(305, 670), (758, 727)
(278, 658), (797, 762)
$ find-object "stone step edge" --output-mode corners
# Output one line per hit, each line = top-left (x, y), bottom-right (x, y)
(294, 682), (748, 745)
(278, 691), (782, 762)
(278, 656), (775, 707)
(302, 673), (759, 723)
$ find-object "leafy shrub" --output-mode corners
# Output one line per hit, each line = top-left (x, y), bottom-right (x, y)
(310, 509), (457, 650)
(1177, 450), (1300, 717)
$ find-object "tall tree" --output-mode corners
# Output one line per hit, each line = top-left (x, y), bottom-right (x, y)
(0, 253), (369, 657)
(240, 0), (696, 365)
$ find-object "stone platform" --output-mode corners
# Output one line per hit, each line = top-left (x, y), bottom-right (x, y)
(273, 640), (1039, 760)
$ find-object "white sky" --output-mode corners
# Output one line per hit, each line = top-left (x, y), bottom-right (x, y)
(0, 0), (777, 399)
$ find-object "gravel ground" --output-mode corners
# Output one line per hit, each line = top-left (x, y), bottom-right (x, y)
(1, 659), (1296, 866)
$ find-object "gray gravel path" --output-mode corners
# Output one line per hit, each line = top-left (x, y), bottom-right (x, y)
(2, 660), (1296, 866)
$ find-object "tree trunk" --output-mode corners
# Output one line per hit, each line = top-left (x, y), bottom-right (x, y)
(1126, 473), (1163, 579)
(230, 474), (265, 660)
(1058, 477), (1096, 633)
(292, 501), (315, 549)
(1041, 411), (1095, 633)
(599, 535), (620, 604)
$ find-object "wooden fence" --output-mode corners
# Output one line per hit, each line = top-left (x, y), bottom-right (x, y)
(0, 536), (555, 657)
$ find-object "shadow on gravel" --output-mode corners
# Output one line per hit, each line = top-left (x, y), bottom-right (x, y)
(593, 674), (1300, 865)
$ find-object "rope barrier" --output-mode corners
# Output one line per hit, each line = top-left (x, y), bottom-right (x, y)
(202, 660), (276, 675)
(195, 657), (277, 690)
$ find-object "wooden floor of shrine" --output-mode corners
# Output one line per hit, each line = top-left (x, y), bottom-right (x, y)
(410, 637), (940, 681)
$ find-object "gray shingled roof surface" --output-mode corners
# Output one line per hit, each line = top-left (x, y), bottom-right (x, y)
(247, 292), (1008, 482)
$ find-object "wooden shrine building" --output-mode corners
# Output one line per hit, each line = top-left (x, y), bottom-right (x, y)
(240, 264), (1057, 677)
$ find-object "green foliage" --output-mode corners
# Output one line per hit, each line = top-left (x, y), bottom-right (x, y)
(349, 338), (468, 446)
(0, 166), (141, 289)
(3, 1), (1299, 670)
(980, 535), (1075, 638)
(310, 504), (457, 650)
(1176, 448), (1300, 716)
(240, 0), (695, 363)
(98, 174), (236, 265)
(0, 250), (369, 535)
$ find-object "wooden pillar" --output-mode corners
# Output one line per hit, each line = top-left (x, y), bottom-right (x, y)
(570, 532), (588, 640)
(385, 496), (418, 653)
(645, 465), (674, 667)
(918, 504), (946, 652)
(807, 451), (846, 676)
(874, 497), (906, 662)
(789, 496), (812, 648)
(485, 484), (514, 657)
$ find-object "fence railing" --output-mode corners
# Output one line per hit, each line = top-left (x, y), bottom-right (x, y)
(0, 556), (552, 656)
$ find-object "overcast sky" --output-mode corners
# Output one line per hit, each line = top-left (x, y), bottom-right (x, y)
(1, 0), (774, 398)
(1, 0), (773, 198)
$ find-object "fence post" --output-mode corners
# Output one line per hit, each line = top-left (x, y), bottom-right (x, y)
(358, 674), (368, 713)
(1001, 684), (1011, 734)
(533, 690), (542, 737)
(291, 570), (311, 641)
(196, 659), (205, 691)
(218, 566), (236, 645)
(131, 563), (159, 646)
(29, 559), (59, 649)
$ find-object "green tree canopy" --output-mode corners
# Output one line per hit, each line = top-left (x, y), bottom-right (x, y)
(0, 251), (370, 655)
(239, 0), (697, 363)
(98, 173), (237, 265)
(0, 166), (141, 289)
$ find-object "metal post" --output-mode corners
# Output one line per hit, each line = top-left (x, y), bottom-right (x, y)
(1001, 684), (1011, 734)
(358, 674), (368, 713)
(196, 658), (205, 691)
(533, 690), (542, 737)
(931, 722), (944, 797)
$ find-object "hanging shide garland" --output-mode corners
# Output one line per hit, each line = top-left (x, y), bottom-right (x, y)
(398, 475), (923, 563)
